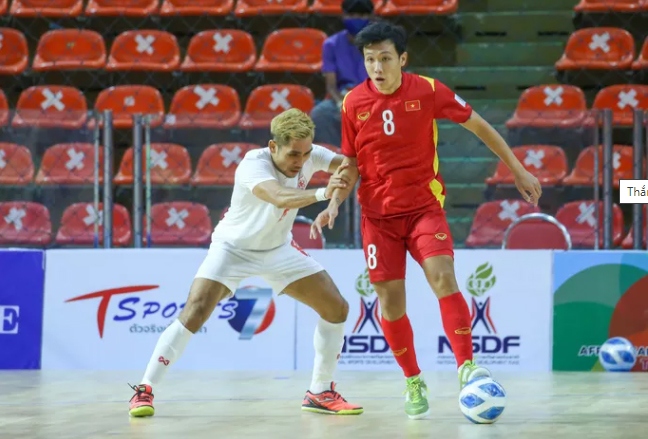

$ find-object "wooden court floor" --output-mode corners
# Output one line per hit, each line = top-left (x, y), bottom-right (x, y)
(0, 370), (646, 439)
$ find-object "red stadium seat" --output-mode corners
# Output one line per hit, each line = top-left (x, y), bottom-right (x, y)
(106, 30), (180, 72)
(380, 0), (457, 16)
(0, 90), (9, 127)
(85, 0), (159, 16)
(35, 143), (103, 185)
(160, 0), (234, 15)
(180, 30), (256, 73)
(309, 0), (383, 14)
(0, 28), (28, 74)
(94, 85), (165, 129)
(292, 216), (324, 249)
(10, 0), (83, 17)
(239, 84), (315, 129)
(502, 213), (571, 250)
(465, 199), (540, 248)
(165, 85), (241, 129)
(486, 145), (568, 186)
(309, 143), (340, 186)
(0, 0), (6, 14)
(55, 202), (132, 246)
(555, 200), (624, 248)
(255, 28), (327, 73)
(621, 216), (647, 249)
(12, 86), (88, 129)
(632, 37), (648, 70)
(0, 143), (34, 185)
(147, 201), (212, 246)
(191, 143), (258, 185)
(234, 0), (308, 16)
(114, 143), (192, 185)
(506, 85), (588, 129)
(588, 85), (648, 126)
(563, 145), (634, 188)
(555, 28), (635, 71)
(574, 0), (647, 13)
(32, 29), (106, 71)
(0, 201), (51, 245)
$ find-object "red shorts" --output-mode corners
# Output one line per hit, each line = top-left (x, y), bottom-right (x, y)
(361, 209), (454, 283)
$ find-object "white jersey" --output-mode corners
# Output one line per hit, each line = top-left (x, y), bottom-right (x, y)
(210, 144), (336, 250)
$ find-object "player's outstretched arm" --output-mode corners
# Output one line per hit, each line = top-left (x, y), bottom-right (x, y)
(461, 111), (542, 206)
(252, 176), (348, 210)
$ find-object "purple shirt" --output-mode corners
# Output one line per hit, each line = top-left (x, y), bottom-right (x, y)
(321, 30), (368, 93)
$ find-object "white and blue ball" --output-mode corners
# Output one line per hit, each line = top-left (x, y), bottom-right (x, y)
(458, 376), (506, 424)
(599, 336), (637, 372)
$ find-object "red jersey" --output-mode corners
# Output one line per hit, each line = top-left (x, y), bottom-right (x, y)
(341, 72), (473, 219)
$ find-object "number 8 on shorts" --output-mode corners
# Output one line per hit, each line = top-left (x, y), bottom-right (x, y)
(366, 244), (377, 269)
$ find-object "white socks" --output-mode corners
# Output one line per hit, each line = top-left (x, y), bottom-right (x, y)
(140, 319), (193, 386)
(309, 318), (345, 394)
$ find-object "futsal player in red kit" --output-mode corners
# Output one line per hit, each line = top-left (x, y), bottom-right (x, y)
(311, 21), (542, 419)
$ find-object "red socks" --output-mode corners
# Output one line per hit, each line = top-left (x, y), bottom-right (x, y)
(439, 292), (474, 367)
(380, 314), (421, 378)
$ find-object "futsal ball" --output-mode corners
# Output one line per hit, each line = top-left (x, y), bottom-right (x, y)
(598, 336), (637, 372)
(458, 376), (506, 424)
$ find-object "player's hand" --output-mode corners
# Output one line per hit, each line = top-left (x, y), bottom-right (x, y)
(514, 169), (542, 206)
(324, 170), (349, 199)
(310, 204), (339, 239)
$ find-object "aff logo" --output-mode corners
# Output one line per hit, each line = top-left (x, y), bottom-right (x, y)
(228, 287), (276, 340)
(0, 306), (19, 334)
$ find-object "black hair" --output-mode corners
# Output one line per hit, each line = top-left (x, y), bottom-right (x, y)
(354, 21), (408, 56)
(341, 0), (374, 14)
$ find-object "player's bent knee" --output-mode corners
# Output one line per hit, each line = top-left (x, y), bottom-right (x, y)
(320, 295), (348, 324)
(373, 281), (406, 321)
(427, 268), (458, 298)
(179, 278), (231, 333)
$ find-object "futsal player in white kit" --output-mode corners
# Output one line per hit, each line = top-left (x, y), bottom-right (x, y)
(128, 108), (363, 417)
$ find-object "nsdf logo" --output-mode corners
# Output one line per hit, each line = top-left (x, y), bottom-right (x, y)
(64, 284), (275, 340)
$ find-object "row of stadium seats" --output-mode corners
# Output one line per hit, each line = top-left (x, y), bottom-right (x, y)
(0, 142), (337, 186)
(574, 0), (648, 13)
(0, 28), (331, 75)
(556, 27), (648, 71)
(0, 200), (324, 248)
(466, 199), (639, 250)
(0, 84), (315, 130)
(506, 84), (648, 128)
(0, 0), (457, 17)
(486, 144), (635, 188)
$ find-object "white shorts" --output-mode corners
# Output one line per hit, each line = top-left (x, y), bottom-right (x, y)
(194, 240), (324, 296)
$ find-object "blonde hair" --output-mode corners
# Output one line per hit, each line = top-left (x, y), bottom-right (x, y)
(270, 108), (315, 147)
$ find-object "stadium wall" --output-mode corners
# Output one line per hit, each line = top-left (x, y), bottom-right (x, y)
(0, 249), (646, 372)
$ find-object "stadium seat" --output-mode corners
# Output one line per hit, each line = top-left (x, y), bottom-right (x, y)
(191, 142), (258, 185)
(93, 85), (165, 129)
(32, 29), (106, 71)
(165, 85), (241, 129)
(12, 86), (88, 129)
(234, 0), (308, 16)
(380, 0), (457, 16)
(0, 201), (51, 245)
(0, 90), (9, 127)
(574, 0), (646, 13)
(555, 200), (624, 248)
(563, 144), (634, 188)
(0, 28), (28, 74)
(310, 143), (340, 186)
(55, 202), (132, 246)
(160, 0), (234, 15)
(505, 85), (588, 129)
(9, 0), (83, 17)
(632, 37), (648, 70)
(180, 30), (256, 73)
(555, 28), (635, 71)
(0, 0), (6, 14)
(35, 143), (103, 185)
(147, 201), (212, 246)
(292, 216), (324, 249)
(465, 199), (541, 248)
(588, 85), (648, 126)
(486, 145), (568, 186)
(309, 0), (383, 14)
(255, 28), (327, 73)
(0, 143), (34, 185)
(502, 213), (571, 250)
(85, 0), (159, 16)
(114, 143), (192, 185)
(106, 30), (180, 72)
(239, 84), (315, 129)
(621, 219), (647, 249)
